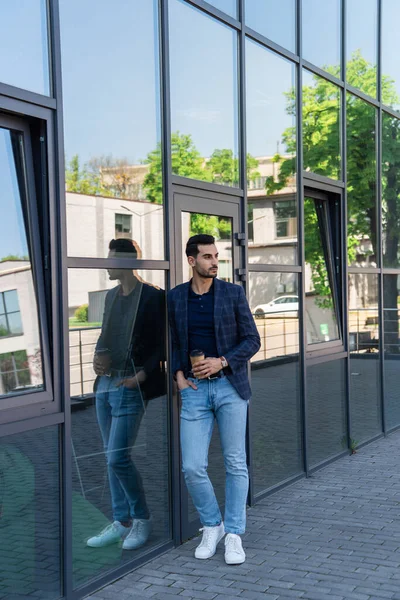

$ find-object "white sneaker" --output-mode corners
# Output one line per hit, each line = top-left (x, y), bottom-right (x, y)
(224, 533), (246, 565)
(194, 522), (225, 559)
(122, 517), (153, 550)
(86, 521), (130, 548)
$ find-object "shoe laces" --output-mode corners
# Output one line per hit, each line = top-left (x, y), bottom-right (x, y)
(128, 518), (147, 537)
(225, 534), (242, 553)
(198, 527), (215, 550)
(100, 522), (119, 537)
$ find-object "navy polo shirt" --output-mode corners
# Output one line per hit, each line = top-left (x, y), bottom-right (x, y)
(188, 281), (218, 358)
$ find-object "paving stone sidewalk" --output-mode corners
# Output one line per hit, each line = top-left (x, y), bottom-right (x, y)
(87, 430), (400, 600)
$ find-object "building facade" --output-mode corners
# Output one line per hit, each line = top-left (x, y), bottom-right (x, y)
(1, 0), (400, 598)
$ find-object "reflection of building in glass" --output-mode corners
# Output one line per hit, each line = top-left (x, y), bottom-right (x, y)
(0, 261), (42, 394)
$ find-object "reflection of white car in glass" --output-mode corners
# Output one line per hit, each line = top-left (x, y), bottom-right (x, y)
(254, 295), (299, 318)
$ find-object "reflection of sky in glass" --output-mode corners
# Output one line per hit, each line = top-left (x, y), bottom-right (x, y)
(245, 0), (296, 53)
(347, 0), (377, 97)
(56, 0), (382, 169)
(382, 0), (400, 110)
(205, 0), (237, 18)
(0, 0), (49, 95)
(59, 0), (161, 165)
(246, 39), (295, 158)
(169, 0), (238, 159)
(302, 0), (341, 72)
(0, 130), (29, 260)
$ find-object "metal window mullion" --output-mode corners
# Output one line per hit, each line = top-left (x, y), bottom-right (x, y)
(298, 0), (308, 477)
(48, 0), (74, 596)
(238, 0), (254, 508)
(159, 0), (181, 548)
(378, 112), (386, 433)
(342, 0), (352, 452)
(183, 0), (242, 30)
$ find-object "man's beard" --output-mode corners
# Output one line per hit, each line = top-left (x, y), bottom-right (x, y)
(196, 267), (218, 278)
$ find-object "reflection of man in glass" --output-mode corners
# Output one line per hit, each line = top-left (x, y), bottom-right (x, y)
(87, 239), (165, 550)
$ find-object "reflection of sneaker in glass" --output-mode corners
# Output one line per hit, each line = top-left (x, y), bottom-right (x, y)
(224, 533), (246, 565)
(195, 522), (225, 559)
(122, 517), (153, 550)
(86, 521), (131, 548)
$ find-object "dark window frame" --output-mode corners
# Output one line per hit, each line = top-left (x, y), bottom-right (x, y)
(0, 114), (53, 412)
(274, 198), (297, 239)
(115, 213), (132, 236)
(304, 186), (344, 357)
(0, 289), (23, 337)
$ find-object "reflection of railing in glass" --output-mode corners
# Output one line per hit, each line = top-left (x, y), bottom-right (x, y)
(252, 313), (299, 362)
(383, 309), (400, 354)
(69, 326), (100, 398)
(349, 308), (379, 353)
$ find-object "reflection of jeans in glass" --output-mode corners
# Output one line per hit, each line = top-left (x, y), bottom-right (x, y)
(96, 376), (149, 522)
(180, 376), (249, 534)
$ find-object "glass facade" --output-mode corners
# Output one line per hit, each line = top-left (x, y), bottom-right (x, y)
(0, 0), (398, 597)
(0, 426), (61, 599)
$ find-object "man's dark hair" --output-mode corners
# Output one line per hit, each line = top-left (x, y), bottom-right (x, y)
(185, 234), (215, 258)
(109, 238), (139, 258)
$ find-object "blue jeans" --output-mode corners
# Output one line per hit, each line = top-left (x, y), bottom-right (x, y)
(96, 376), (149, 522)
(180, 375), (249, 535)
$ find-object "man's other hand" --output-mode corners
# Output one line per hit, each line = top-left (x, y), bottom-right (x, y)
(176, 371), (198, 391)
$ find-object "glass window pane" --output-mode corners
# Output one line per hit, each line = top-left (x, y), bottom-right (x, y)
(68, 267), (169, 587)
(169, 0), (239, 187)
(382, 0), (400, 111)
(0, 1), (50, 95)
(382, 112), (400, 268)
(7, 311), (23, 336)
(0, 315), (7, 337)
(383, 274), (400, 429)
(308, 359), (347, 467)
(346, 0), (377, 98)
(303, 70), (341, 180)
(4, 289), (20, 313)
(181, 213), (233, 283)
(246, 40), (297, 264)
(347, 95), (377, 267)
(245, 0), (296, 53)
(0, 426), (61, 599)
(0, 127), (44, 397)
(304, 197), (340, 345)
(249, 272), (302, 492)
(349, 274), (381, 442)
(302, 0), (341, 74)
(206, 0), (237, 18)
(60, 0), (165, 260)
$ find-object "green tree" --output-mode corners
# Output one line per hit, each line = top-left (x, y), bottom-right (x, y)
(143, 132), (210, 205)
(0, 254), (29, 262)
(65, 155), (103, 195)
(205, 148), (260, 186)
(143, 131), (260, 239)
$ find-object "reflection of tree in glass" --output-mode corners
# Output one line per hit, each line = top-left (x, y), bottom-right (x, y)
(267, 53), (400, 348)
(303, 197), (334, 308)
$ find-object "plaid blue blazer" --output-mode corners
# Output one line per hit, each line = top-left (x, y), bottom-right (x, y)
(168, 278), (261, 400)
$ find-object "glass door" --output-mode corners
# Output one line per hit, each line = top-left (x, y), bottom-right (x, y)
(172, 190), (241, 540)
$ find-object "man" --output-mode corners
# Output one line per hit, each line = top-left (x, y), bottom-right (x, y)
(86, 238), (165, 550)
(168, 234), (260, 565)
